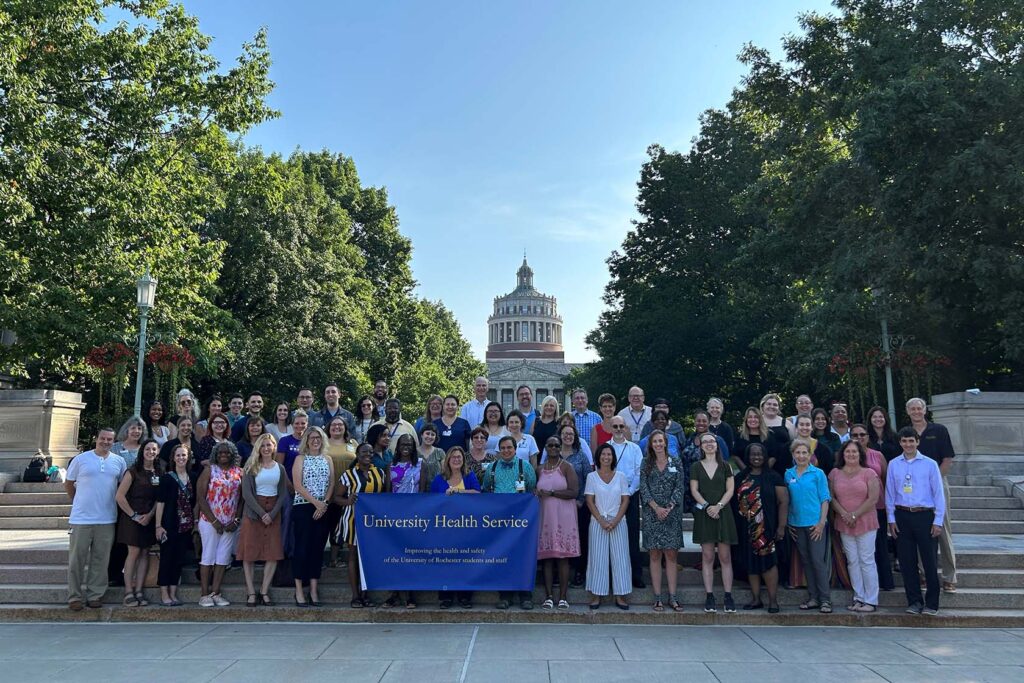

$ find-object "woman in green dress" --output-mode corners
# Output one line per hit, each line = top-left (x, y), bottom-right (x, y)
(690, 432), (738, 613)
(639, 430), (685, 612)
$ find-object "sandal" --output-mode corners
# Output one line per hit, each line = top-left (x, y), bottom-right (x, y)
(160, 599), (175, 607)
(350, 598), (365, 609)
(557, 599), (569, 610)
(134, 592), (149, 607)
(669, 598), (683, 612)
(123, 594), (139, 607)
(652, 599), (665, 612)
(799, 600), (820, 610)
(943, 582), (957, 593)
(495, 600), (510, 610)
(247, 594), (257, 607)
(542, 597), (555, 610)
(261, 593), (273, 607)
(382, 594), (400, 608)
(362, 596), (378, 608)
(820, 602), (833, 614)
(406, 600), (417, 609)
(615, 599), (630, 611)
(743, 602), (764, 610)
(846, 600), (863, 612)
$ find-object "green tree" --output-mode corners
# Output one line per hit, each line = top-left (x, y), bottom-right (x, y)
(0, 0), (276, 381)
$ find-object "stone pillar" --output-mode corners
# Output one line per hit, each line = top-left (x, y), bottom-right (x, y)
(929, 391), (1024, 476)
(0, 390), (86, 472)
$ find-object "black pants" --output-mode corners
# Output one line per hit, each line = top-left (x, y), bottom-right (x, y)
(895, 508), (939, 610)
(107, 541), (128, 584)
(573, 504), (590, 579)
(499, 590), (533, 605)
(875, 509), (895, 590)
(440, 590), (472, 604)
(627, 494), (643, 580)
(291, 504), (331, 582)
(158, 534), (191, 586)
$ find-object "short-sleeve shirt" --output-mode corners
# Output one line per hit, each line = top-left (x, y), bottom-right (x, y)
(67, 450), (127, 525)
(277, 434), (302, 482)
(828, 467), (881, 536)
(585, 470), (629, 519)
(785, 464), (831, 527)
(433, 416), (473, 453)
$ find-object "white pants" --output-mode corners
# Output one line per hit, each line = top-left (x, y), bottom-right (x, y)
(198, 518), (238, 566)
(586, 517), (631, 597)
(841, 531), (879, 606)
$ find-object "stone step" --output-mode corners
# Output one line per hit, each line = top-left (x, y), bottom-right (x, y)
(951, 508), (1024, 521)
(0, 493), (70, 505)
(4, 603), (1024, 628)
(951, 520), (1024, 534)
(948, 485), (1009, 497)
(2, 483), (66, 494)
(0, 505), (72, 517)
(4, 582), (1023, 609)
(0, 549), (69, 565)
(945, 475), (994, 486)
(951, 497), (1022, 509)
(0, 517), (69, 530)
(0, 564), (66, 583)
(953, 569), (1024, 589)
(945, 552), (1024, 569)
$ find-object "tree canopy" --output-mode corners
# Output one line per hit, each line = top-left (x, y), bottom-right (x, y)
(571, 0), (1024, 420)
(1, 0), (484, 413)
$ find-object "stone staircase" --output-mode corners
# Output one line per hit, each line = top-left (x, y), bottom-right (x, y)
(1, 476), (1023, 625)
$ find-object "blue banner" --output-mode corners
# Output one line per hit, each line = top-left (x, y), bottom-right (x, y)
(354, 493), (540, 591)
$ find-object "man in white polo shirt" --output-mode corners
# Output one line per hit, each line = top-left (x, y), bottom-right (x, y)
(459, 376), (492, 428)
(65, 427), (127, 610)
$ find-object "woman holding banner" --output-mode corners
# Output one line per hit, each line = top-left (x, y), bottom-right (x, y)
(336, 443), (389, 608)
(430, 446), (481, 609)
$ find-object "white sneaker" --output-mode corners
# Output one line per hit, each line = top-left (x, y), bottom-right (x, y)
(198, 594), (215, 607)
(211, 593), (230, 607)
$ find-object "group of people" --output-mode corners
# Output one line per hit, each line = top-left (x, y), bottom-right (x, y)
(64, 378), (956, 617)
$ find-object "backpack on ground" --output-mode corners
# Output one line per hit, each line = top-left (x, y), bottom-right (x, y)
(23, 452), (49, 483)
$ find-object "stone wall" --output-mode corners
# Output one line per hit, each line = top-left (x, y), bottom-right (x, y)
(0, 390), (85, 472)
(931, 391), (1024, 477)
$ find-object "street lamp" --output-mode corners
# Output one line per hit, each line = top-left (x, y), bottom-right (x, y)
(133, 268), (158, 416)
(870, 286), (897, 428)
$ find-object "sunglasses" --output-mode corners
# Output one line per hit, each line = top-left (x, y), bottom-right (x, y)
(611, 425), (626, 430)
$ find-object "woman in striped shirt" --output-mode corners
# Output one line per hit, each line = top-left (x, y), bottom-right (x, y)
(334, 443), (390, 608)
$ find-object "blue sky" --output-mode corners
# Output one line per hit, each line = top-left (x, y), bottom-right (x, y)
(179, 0), (836, 362)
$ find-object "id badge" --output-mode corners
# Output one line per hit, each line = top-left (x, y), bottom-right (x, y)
(668, 466), (677, 473)
(903, 484), (913, 494)
(515, 479), (526, 493)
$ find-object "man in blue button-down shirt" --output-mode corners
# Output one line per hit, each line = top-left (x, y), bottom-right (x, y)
(886, 427), (945, 615)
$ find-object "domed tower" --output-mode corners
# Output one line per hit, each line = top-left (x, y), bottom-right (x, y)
(486, 256), (564, 361)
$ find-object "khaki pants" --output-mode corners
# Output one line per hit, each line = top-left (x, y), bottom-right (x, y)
(917, 475), (957, 584)
(68, 523), (115, 603)
(937, 475), (957, 583)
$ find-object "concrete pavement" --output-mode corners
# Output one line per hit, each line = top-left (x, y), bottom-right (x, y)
(0, 622), (1022, 682)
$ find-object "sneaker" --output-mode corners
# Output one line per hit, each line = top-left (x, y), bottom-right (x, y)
(723, 594), (736, 613)
(905, 603), (923, 615)
(704, 594), (717, 613)
(211, 593), (230, 607)
(198, 594), (215, 607)
(923, 607), (939, 616)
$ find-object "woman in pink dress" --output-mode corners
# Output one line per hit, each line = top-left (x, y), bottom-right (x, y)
(536, 435), (580, 610)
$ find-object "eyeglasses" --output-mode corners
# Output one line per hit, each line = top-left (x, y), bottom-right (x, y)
(851, 432), (868, 438)
(471, 435), (487, 440)
(611, 425), (626, 430)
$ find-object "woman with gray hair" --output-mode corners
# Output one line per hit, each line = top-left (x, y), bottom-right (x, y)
(112, 416), (148, 468)
(195, 441), (243, 607)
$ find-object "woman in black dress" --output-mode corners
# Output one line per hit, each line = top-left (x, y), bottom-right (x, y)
(114, 439), (162, 606)
(731, 443), (789, 612)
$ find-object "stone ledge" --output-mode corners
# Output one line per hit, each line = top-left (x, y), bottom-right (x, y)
(1, 604), (1022, 628)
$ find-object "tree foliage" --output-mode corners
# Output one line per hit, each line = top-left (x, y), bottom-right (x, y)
(574, 0), (1024, 419)
(0, 0), (484, 414)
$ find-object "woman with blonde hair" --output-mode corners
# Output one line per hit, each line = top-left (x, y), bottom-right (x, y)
(532, 396), (561, 447)
(290, 426), (335, 606)
(237, 433), (287, 606)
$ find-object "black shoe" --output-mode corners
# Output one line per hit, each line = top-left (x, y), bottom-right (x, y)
(570, 573), (584, 588)
(459, 599), (472, 609)
(906, 603), (923, 615)
(632, 577), (646, 589)
(439, 600), (453, 610)
(704, 594), (717, 613)
(723, 594), (736, 613)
